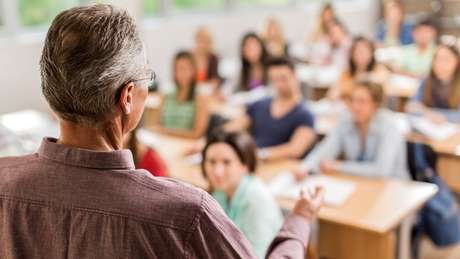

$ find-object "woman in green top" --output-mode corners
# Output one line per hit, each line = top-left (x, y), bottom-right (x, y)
(153, 50), (209, 139)
(202, 130), (284, 259)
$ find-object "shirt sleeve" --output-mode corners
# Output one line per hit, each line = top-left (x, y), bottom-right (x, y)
(296, 107), (315, 129)
(301, 124), (343, 173)
(432, 106), (460, 123)
(265, 214), (311, 259)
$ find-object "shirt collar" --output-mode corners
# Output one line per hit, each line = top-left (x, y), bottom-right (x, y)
(38, 137), (135, 170)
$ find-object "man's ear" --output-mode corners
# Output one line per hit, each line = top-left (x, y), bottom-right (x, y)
(118, 82), (135, 115)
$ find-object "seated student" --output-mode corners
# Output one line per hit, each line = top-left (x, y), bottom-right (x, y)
(124, 128), (168, 177)
(237, 32), (269, 92)
(261, 17), (289, 59)
(406, 43), (460, 123)
(225, 58), (316, 161)
(202, 130), (284, 258)
(309, 19), (352, 71)
(328, 36), (389, 101)
(392, 18), (437, 78)
(308, 3), (336, 44)
(152, 51), (209, 138)
(295, 80), (409, 180)
(193, 26), (221, 89)
(376, 0), (414, 46)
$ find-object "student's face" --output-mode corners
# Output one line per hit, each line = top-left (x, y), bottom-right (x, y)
(268, 66), (297, 98)
(175, 58), (195, 89)
(243, 37), (263, 64)
(385, 3), (403, 24)
(328, 23), (346, 44)
(350, 86), (378, 124)
(196, 30), (212, 53)
(204, 143), (249, 194)
(413, 26), (436, 47)
(433, 46), (459, 83)
(322, 8), (334, 24)
(266, 20), (281, 40)
(352, 41), (373, 70)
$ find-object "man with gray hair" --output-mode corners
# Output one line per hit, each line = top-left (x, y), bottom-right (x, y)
(0, 4), (323, 258)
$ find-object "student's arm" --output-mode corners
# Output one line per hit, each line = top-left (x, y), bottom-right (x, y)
(300, 125), (343, 173)
(262, 127), (316, 160)
(406, 81), (460, 123)
(223, 114), (251, 132)
(337, 125), (405, 178)
(153, 94), (210, 139)
(430, 107), (460, 123)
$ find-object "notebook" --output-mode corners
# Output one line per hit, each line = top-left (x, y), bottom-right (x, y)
(268, 172), (356, 206)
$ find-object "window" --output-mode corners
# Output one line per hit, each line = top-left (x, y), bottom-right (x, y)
(239, 0), (290, 6)
(18, 0), (103, 27)
(171, 0), (225, 12)
(144, 0), (160, 17)
(0, 1), (4, 28)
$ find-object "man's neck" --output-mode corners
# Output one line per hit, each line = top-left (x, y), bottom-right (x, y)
(58, 120), (124, 151)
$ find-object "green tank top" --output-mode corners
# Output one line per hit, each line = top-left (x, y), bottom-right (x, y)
(161, 92), (196, 130)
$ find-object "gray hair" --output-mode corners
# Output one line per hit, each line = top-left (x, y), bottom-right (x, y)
(40, 4), (145, 126)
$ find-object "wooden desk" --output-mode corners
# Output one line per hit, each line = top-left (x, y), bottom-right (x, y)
(141, 129), (437, 259)
(276, 173), (436, 259)
(427, 131), (460, 193)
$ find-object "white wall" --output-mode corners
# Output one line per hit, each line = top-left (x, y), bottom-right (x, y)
(0, 0), (379, 115)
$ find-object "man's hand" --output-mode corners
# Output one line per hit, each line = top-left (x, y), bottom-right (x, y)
(292, 186), (324, 221)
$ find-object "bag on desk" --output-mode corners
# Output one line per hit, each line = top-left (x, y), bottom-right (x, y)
(408, 142), (460, 247)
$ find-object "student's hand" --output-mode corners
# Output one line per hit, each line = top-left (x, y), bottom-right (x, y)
(293, 166), (310, 182)
(293, 186), (324, 222)
(320, 160), (340, 174)
(426, 111), (446, 125)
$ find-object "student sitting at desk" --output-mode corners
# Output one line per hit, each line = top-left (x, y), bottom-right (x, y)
(193, 26), (221, 91)
(309, 19), (352, 72)
(151, 51), (209, 138)
(392, 19), (437, 78)
(225, 58), (316, 161)
(295, 80), (409, 180)
(328, 36), (389, 101)
(406, 43), (460, 123)
(308, 3), (336, 44)
(260, 17), (289, 59)
(237, 32), (269, 92)
(376, 0), (413, 47)
(202, 130), (283, 258)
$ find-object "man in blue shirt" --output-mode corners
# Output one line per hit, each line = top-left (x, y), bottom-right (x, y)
(225, 58), (316, 160)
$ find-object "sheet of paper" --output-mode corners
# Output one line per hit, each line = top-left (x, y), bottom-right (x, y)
(410, 116), (459, 141)
(268, 172), (356, 206)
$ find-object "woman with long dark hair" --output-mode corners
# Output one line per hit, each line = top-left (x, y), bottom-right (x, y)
(152, 50), (209, 138)
(407, 43), (460, 123)
(238, 32), (269, 92)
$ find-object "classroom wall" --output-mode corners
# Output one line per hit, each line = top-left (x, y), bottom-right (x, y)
(0, 0), (379, 115)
